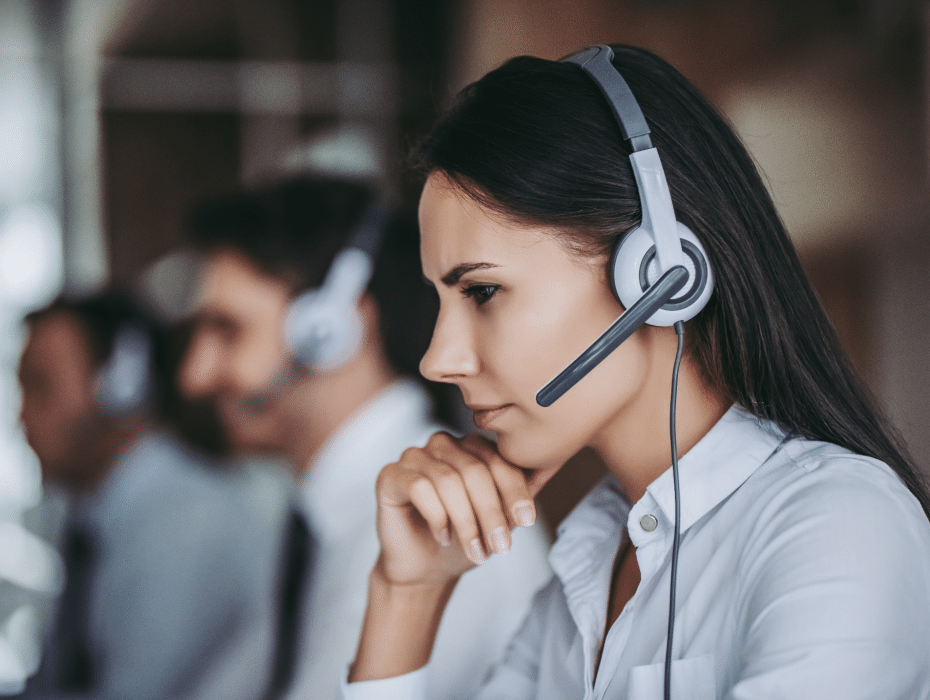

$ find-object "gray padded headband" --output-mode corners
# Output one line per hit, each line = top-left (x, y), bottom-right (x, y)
(562, 45), (653, 152)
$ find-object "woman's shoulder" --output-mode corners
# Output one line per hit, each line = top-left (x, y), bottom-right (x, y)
(756, 435), (924, 517)
(735, 433), (930, 571)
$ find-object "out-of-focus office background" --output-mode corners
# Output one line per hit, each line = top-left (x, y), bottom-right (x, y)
(0, 0), (928, 692)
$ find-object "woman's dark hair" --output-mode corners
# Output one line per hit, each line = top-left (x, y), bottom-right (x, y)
(412, 44), (930, 518)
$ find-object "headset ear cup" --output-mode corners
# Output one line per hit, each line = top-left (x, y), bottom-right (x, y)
(284, 290), (364, 373)
(609, 224), (647, 303)
(610, 222), (714, 326)
(95, 325), (152, 414)
(284, 248), (372, 373)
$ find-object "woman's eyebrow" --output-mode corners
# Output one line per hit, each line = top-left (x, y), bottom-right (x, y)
(441, 262), (499, 286)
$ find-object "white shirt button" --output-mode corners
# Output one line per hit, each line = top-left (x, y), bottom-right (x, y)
(640, 514), (658, 532)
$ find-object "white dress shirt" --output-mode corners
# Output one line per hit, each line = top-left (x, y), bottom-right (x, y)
(342, 405), (930, 700)
(284, 379), (553, 700)
(23, 431), (273, 700)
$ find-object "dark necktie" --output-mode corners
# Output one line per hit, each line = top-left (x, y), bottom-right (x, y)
(54, 525), (96, 692)
(264, 509), (314, 700)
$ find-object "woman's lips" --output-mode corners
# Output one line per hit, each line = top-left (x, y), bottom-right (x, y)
(471, 404), (513, 430)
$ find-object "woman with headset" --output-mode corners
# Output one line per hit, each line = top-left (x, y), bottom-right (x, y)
(340, 45), (930, 699)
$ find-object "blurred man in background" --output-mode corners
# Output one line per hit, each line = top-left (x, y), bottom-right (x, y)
(179, 175), (553, 699)
(17, 291), (269, 700)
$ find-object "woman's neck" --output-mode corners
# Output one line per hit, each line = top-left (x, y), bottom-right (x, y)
(590, 343), (729, 505)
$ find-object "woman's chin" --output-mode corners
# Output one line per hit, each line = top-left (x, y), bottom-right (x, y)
(496, 431), (573, 473)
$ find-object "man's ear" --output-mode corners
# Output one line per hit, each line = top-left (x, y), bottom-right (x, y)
(356, 292), (382, 347)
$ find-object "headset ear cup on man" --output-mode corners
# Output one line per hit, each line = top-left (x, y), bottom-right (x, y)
(610, 222), (714, 327)
(283, 289), (364, 374)
(283, 248), (372, 373)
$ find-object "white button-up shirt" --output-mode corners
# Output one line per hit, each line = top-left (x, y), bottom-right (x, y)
(285, 379), (553, 700)
(342, 406), (930, 700)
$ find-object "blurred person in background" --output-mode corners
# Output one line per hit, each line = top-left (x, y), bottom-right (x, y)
(178, 175), (553, 699)
(16, 290), (270, 700)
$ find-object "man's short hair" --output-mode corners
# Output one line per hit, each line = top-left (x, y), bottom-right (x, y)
(188, 177), (454, 421)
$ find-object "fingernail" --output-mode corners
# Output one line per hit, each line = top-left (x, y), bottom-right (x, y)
(514, 501), (535, 528)
(469, 538), (487, 564)
(491, 526), (511, 554)
(437, 528), (451, 547)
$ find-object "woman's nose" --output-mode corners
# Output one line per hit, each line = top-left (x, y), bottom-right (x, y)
(419, 308), (479, 383)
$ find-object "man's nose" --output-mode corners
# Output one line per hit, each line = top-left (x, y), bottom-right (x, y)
(178, 334), (222, 398)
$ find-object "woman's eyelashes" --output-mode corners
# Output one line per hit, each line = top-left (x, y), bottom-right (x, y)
(461, 283), (500, 306)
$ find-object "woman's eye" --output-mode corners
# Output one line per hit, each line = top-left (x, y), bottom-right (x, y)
(462, 284), (500, 306)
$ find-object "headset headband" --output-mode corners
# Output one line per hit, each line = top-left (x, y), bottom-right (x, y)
(343, 201), (386, 259)
(563, 44), (683, 275)
(563, 45), (653, 152)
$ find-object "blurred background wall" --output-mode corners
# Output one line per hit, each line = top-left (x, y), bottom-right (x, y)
(0, 0), (928, 691)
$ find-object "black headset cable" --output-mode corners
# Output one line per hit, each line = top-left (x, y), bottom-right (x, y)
(665, 320), (685, 700)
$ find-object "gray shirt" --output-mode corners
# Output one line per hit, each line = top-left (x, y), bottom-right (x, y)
(24, 432), (277, 700)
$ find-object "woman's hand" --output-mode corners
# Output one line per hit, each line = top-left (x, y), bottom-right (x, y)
(351, 432), (556, 682)
(374, 431), (547, 587)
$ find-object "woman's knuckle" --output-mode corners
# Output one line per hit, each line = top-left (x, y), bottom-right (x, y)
(426, 431), (454, 450)
(458, 458), (489, 483)
(407, 474), (429, 495)
(399, 445), (424, 464)
(375, 462), (398, 487)
(456, 521), (480, 542)
(409, 478), (439, 508)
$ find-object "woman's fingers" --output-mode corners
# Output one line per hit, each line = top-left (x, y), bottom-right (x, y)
(459, 434), (537, 529)
(421, 434), (497, 563)
(382, 443), (486, 565)
(448, 454), (513, 556)
(380, 452), (453, 548)
(425, 433), (532, 557)
(380, 432), (540, 567)
(428, 462), (492, 564)
(406, 475), (452, 547)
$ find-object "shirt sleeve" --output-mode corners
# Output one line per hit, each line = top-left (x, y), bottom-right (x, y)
(427, 524), (553, 699)
(729, 458), (930, 699)
(338, 666), (430, 700)
(338, 577), (559, 700)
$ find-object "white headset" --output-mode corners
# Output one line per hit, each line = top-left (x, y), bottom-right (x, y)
(536, 45), (714, 407)
(282, 204), (386, 373)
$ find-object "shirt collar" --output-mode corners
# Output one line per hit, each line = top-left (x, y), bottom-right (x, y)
(548, 476), (628, 655)
(630, 404), (786, 545)
(299, 379), (439, 542)
(547, 405), (786, 648)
